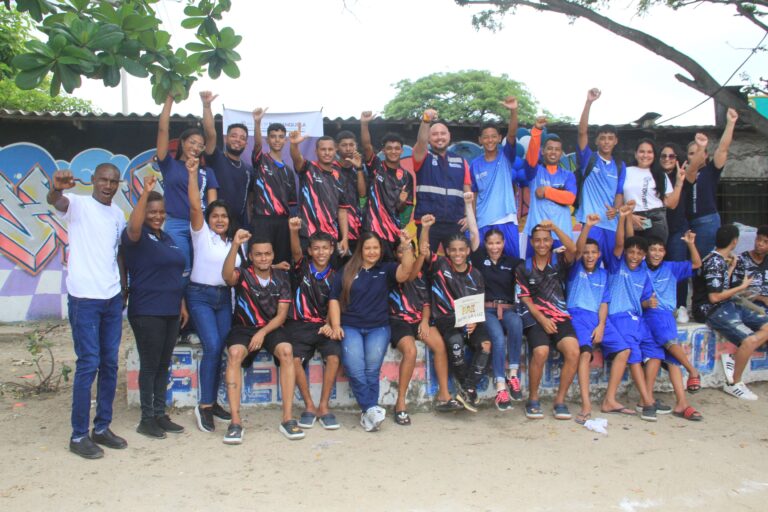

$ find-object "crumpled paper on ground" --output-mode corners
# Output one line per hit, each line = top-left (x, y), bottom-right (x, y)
(583, 417), (608, 434)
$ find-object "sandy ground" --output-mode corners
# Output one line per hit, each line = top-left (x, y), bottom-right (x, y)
(1, 322), (767, 512)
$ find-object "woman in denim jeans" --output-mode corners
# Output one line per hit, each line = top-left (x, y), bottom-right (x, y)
(185, 158), (238, 433)
(328, 231), (415, 432)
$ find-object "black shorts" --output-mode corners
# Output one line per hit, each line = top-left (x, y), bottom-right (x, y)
(226, 325), (290, 368)
(435, 318), (489, 350)
(525, 318), (577, 350)
(284, 320), (341, 363)
(390, 318), (420, 349)
(250, 215), (291, 265)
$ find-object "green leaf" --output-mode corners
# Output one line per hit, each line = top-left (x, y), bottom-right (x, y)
(185, 42), (211, 52)
(87, 26), (125, 50)
(183, 5), (205, 16)
(102, 65), (120, 87)
(218, 26), (236, 46)
(25, 40), (56, 59)
(61, 46), (98, 62)
(15, 67), (50, 90)
(55, 63), (82, 93)
(70, 0), (89, 11)
(123, 14), (159, 32)
(155, 31), (170, 49)
(119, 57), (149, 78)
(181, 17), (204, 29)
(12, 53), (52, 71)
(222, 62), (239, 79)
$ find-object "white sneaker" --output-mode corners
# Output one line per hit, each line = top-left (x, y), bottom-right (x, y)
(371, 406), (386, 430)
(360, 408), (379, 432)
(187, 333), (201, 345)
(723, 381), (758, 401)
(676, 306), (690, 324)
(721, 353), (736, 385)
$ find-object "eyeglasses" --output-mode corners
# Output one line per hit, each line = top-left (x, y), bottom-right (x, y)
(660, 154), (677, 159)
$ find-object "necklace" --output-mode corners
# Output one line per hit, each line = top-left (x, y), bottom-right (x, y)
(227, 154), (242, 168)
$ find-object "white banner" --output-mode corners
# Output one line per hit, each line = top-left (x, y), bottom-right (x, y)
(222, 107), (324, 137)
(453, 293), (486, 327)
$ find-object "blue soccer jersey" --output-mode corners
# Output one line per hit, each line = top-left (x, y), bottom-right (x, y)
(606, 254), (654, 316)
(470, 143), (526, 227)
(574, 145), (625, 230)
(644, 260), (692, 312)
(566, 260), (610, 313)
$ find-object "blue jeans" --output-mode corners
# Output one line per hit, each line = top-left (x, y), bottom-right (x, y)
(690, 212), (720, 258)
(666, 229), (690, 309)
(341, 325), (390, 411)
(484, 307), (523, 382)
(186, 283), (232, 405)
(165, 216), (192, 278)
(68, 293), (123, 439)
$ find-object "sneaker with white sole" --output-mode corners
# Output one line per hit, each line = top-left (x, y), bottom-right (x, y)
(371, 406), (386, 430)
(495, 389), (513, 411)
(723, 381), (758, 401)
(721, 353), (736, 385)
(675, 306), (690, 324)
(360, 408), (380, 432)
(223, 423), (243, 444)
(279, 420), (305, 440)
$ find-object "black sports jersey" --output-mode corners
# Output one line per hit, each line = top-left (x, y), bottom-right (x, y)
(335, 162), (362, 241)
(516, 252), (571, 322)
(233, 267), (291, 328)
(732, 250), (768, 297)
(692, 251), (731, 319)
(427, 253), (485, 321)
(364, 155), (413, 243)
(389, 273), (429, 324)
(250, 148), (297, 217)
(470, 247), (520, 303)
(297, 161), (349, 240)
(291, 257), (335, 324)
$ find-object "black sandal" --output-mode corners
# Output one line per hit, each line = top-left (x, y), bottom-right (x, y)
(394, 410), (411, 426)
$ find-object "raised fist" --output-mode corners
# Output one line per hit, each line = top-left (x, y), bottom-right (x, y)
(534, 116), (547, 130)
(463, 191), (474, 204)
(587, 88), (601, 102)
(420, 214), (436, 227)
(422, 109), (438, 122)
(233, 229), (251, 245)
(694, 132), (708, 148)
(51, 170), (75, 191)
(586, 213), (601, 226)
(726, 107), (739, 123)
(142, 174), (157, 194)
(288, 217), (302, 231)
(185, 158), (199, 174)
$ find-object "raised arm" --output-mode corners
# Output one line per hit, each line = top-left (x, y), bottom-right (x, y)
(686, 133), (708, 183)
(156, 95), (174, 161)
(126, 175), (158, 242)
(187, 158), (204, 231)
(360, 110), (376, 162)
(252, 107), (267, 158)
(663, 163), (686, 209)
(412, 109), (437, 165)
(222, 229), (251, 286)
(524, 116), (547, 179)
(576, 213), (600, 258)
(543, 219), (577, 263)
(46, 169), (74, 213)
(288, 125), (306, 172)
(578, 88), (600, 151)
(682, 230), (702, 270)
(501, 96), (519, 147)
(714, 108), (737, 169)
(419, 214), (435, 259)
(464, 191), (480, 252)
(614, 202), (635, 258)
(288, 216), (303, 264)
(200, 91), (218, 156)
(394, 230), (416, 283)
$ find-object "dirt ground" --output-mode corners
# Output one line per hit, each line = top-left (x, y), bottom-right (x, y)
(1, 321), (767, 512)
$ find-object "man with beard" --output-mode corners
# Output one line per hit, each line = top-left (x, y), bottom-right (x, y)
(201, 91), (252, 230)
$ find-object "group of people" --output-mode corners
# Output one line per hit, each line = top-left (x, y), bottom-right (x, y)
(48, 88), (768, 460)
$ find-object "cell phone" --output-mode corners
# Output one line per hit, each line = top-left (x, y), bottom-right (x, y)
(641, 218), (653, 230)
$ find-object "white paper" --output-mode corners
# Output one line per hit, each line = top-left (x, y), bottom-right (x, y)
(453, 293), (486, 327)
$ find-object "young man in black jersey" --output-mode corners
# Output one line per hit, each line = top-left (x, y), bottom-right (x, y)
(222, 230), (302, 443)
(250, 107), (298, 265)
(334, 131), (364, 256)
(286, 217), (342, 430)
(516, 221), (580, 420)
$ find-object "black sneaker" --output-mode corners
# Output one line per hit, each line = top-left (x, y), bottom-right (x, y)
(69, 436), (104, 459)
(136, 418), (166, 439)
(279, 419), (306, 440)
(91, 428), (128, 449)
(467, 388), (480, 408)
(455, 390), (478, 413)
(223, 423), (244, 444)
(195, 406), (215, 433)
(210, 403), (232, 422)
(155, 415), (185, 434)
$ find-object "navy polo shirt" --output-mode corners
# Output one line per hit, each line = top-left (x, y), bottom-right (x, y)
(157, 153), (219, 220)
(665, 169), (689, 233)
(470, 247), (520, 303)
(122, 225), (186, 317)
(330, 261), (398, 328)
(206, 147), (252, 227)
(687, 161), (722, 220)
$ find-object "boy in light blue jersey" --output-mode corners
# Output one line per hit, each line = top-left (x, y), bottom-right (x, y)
(470, 96), (526, 259)
(641, 233), (703, 421)
(603, 204), (658, 421)
(575, 88), (625, 260)
(567, 213), (626, 424)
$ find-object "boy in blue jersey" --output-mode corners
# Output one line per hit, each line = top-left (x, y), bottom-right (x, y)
(523, 116), (577, 256)
(603, 204), (658, 421)
(469, 96), (526, 258)
(567, 213), (627, 424)
(575, 88), (625, 259)
(641, 233), (703, 421)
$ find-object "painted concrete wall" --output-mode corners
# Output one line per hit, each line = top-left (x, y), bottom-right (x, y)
(126, 324), (768, 408)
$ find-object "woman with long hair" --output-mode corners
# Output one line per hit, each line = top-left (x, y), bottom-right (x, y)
(328, 231), (415, 432)
(156, 95), (219, 282)
(184, 158), (237, 434)
(123, 175), (187, 438)
(623, 138), (685, 244)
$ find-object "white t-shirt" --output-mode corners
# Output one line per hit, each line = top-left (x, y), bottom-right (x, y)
(190, 221), (239, 286)
(622, 166), (672, 212)
(59, 194), (126, 299)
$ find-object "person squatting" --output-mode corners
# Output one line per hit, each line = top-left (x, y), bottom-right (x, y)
(50, 89), (768, 459)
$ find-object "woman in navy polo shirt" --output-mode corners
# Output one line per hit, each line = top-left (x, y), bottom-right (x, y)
(123, 175), (187, 439)
(156, 95), (219, 280)
(328, 231), (415, 432)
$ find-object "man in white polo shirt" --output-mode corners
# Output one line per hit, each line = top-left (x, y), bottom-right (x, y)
(47, 164), (128, 459)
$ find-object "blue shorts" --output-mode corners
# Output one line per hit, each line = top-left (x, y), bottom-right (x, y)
(607, 312), (649, 364)
(480, 222), (520, 259)
(569, 308), (624, 355)
(707, 301), (768, 345)
(644, 309), (679, 346)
